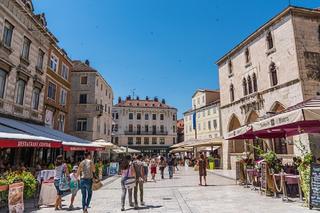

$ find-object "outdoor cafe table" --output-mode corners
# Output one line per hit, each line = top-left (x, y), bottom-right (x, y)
(38, 180), (56, 206)
(273, 173), (302, 201)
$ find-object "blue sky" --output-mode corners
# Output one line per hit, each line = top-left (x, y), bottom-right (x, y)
(33, 0), (319, 118)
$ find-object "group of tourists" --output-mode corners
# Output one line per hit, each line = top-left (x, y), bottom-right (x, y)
(54, 152), (95, 213)
(52, 152), (209, 212)
(119, 153), (179, 211)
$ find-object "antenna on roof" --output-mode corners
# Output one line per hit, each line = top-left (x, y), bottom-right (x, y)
(131, 89), (136, 100)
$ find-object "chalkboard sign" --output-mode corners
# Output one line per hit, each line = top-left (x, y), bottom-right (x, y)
(260, 162), (267, 195)
(310, 163), (320, 209)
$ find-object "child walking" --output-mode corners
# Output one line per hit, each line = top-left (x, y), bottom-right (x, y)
(69, 166), (79, 210)
(150, 159), (157, 182)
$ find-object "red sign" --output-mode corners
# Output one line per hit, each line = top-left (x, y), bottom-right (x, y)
(0, 139), (61, 148)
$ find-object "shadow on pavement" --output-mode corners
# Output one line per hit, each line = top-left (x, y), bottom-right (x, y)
(131, 205), (163, 210)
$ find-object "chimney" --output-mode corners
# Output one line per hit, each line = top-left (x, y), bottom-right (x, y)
(136, 96), (140, 100)
(85, 59), (90, 66)
(161, 98), (166, 104)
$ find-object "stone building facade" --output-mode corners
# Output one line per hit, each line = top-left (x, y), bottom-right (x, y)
(184, 89), (222, 141)
(44, 44), (72, 132)
(68, 60), (113, 142)
(216, 6), (320, 169)
(0, 0), (56, 124)
(112, 97), (177, 155)
(176, 119), (184, 143)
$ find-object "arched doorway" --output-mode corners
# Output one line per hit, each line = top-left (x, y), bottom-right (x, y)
(270, 101), (285, 113)
(228, 114), (244, 154)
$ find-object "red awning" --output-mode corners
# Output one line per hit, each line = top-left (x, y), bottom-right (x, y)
(0, 139), (62, 148)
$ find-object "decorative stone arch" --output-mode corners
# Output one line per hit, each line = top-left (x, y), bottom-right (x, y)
(245, 110), (259, 124)
(25, 0), (34, 12)
(228, 114), (241, 132)
(270, 101), (285, 113)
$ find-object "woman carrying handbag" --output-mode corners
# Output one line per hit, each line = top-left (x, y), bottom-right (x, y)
(120, 155), (136, 211)
(53, 155), (69, 210)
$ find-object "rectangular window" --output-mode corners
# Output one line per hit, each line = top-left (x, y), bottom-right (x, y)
(79, 94), (87, 104)
(31, 88), (40, 110)
(152, 114), (156, 120)
(105, 89), (108, 96)
(58, 114), (65, 131)
(173, 114), (176, 121)
(213, 120), (217, 129)
(160, 137), (165, 145)
(152, 125), (156, 134)
(144, 137), (149, 145)
(21, 37), (31, 61)
(2, 20), (14, 48)
(80, 76), (87, 84)
(145, 125), (149, 132)
(173, 126), (176, 133)
(160, 114), (164, 120)
(129, 124), (133, 132)
(129, 113), (133, 120)
(128, 137), (133, 145)
(47, 82), (56, 100)
(76, 118), (87, 131)
(104, 123), (107, 134)
(49, 54), (58, 72)
(61, 63), (69, 80)
(208, 109), (211, 115)
(60, 88), (67, 105)
(145, 113), (149, 120)
(173, 137), (176, 144)
(0, 69), (7, 98)
(36, 49), (45, 70)
(116, 113), (119, 119)
(160, 125), (164, 133)
(208, 121), (211, 130)
(136, 137), (141, 145)
(152, 137), (157, 144)
(137, 113), (141, 120)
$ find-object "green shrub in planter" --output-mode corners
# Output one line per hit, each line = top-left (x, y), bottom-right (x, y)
(6, 171), (37, 199)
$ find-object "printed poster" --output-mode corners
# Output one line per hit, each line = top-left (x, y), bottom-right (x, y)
(8, 182), (24, 213)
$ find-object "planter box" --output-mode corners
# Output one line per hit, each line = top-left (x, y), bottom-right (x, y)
(0, 185), (8, 192)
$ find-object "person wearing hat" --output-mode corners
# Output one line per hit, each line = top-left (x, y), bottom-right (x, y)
(69, 165), (79, 210)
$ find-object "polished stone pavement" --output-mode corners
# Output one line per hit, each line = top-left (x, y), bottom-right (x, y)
(32, 167), (312, 213)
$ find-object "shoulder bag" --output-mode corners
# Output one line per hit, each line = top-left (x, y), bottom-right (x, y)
(124, 166), (136, 189)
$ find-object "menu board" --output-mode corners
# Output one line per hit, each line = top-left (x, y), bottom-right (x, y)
(310, 163), (320, 209)
(8, 182), (24, 213)
(260, 162), (267, 192)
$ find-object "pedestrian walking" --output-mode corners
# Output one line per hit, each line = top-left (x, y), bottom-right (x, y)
(174, 155), (179, 172)
(167, 154), (174, 179)
(120, 155), (136, 211)
(69, 166), (79, 210)
(150, 159), (157, 181)
(77, 152), (95, 213)
(133, 155), (145, 209)
(159, 156), (166, 179)
(198, 154), (208, 186)
(53, 155), (68, 210)
(143, 157), (149, 182)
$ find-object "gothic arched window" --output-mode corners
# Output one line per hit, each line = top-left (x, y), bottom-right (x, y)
(270, 62), (278, 86)
(242, 78), (248, 96)
(266, 31), (274, 50)
(253, 73), (258, 92)
(247, 76), (253, 94)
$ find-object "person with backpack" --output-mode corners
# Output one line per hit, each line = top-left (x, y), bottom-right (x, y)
(77, 152), (95, 213)
(53, 155), (69, 210)
(167, 154), (174, 179)
(133, 155), (145, 209)
(120, 155), (136, 211)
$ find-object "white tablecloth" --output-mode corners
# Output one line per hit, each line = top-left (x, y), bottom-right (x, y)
(38, 182), (56, 206)
(37, 170), (55, 182)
